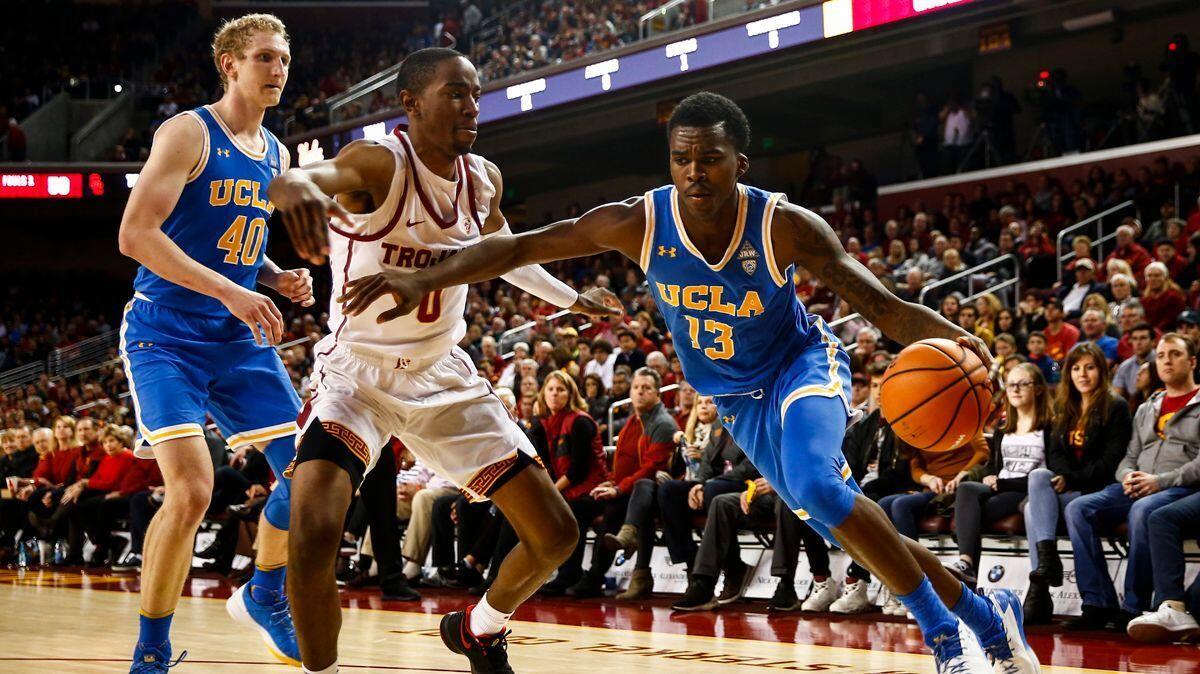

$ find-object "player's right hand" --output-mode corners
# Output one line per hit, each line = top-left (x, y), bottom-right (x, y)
(339, 270), (424, 322)
(270, 177), (353, 265)
(222, 285), (285, 346)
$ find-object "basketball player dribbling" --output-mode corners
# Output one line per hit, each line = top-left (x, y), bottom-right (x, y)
(117, 14), (308, 672)
(325, 92), (1043, 674)
(268, 48), (620, 674)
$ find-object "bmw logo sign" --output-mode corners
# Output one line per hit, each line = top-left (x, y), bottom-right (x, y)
(988, 565), (1005, 583)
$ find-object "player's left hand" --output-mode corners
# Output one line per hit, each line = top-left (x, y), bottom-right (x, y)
(339, 270), (424, 322)
(956, 333), (994, 371)
(569, 287), (623, 319)
(262, 268), (315, 307)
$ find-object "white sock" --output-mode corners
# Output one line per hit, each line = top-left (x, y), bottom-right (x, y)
(403, 560), (423, 579)
(469, 593), (513, 637)
(302, 664), (337, 674)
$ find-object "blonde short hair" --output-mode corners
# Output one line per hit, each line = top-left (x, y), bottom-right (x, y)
(212, 14), (288, 90)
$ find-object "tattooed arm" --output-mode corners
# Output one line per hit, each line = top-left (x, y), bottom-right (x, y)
(772, 202), (991, 366)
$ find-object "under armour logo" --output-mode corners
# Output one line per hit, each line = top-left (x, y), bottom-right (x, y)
(722, 414), (736, 424)
(658, 245), (677, 257)
(216, 148), (231, 158)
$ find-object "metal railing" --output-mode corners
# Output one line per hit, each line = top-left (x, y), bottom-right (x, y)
(0, 362), (47, 392)
(606, 383), (680, 445)
(48, 330), (120, 379)
(1054, 200), (1137, 286)
(919, 253), (1021, 310)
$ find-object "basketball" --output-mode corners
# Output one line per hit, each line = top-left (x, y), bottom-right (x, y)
(879, 338), (991, 453)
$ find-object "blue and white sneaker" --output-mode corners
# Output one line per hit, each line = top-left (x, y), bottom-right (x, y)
(226, 582), (301, 667)
(981, 590), (1042, 674)
(130, 641), (185, 672)
(930, 621), (991, 674)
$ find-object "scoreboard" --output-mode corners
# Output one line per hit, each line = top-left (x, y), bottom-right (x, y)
(0, 171), (136, 200)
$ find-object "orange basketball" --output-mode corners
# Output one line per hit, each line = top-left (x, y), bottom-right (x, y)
(879, 338), (992, 453)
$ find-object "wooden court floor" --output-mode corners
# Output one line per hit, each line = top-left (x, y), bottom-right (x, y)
(1, 568), (1194, 673)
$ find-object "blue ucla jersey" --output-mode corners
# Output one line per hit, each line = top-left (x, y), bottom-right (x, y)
(640, 183), (818, 396)
(133, 105), (283, 317)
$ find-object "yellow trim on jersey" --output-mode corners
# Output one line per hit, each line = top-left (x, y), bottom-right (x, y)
(180, 110), (209, 183)
(761, 192), (788, 287)
(143, 423), (206, 445)
(225, 421), (299, 449)
(639, 192), (656, 271)
(205, 104), (268, 160)
(670, 184), (747, 272)
(778, 318), (849, 422)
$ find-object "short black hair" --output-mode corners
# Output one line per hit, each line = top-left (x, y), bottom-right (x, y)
(399, 47), (466, 94)
(667, 91), (751, 152)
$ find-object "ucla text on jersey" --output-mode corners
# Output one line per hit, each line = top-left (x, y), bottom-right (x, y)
(132, 105), (284, 318)
(640, 183), (819, 396)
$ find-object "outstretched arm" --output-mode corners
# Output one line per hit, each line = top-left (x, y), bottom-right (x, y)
(267, 139), (395, 263)
(340, 198), (646, 322)
(773, 202), (991, 366)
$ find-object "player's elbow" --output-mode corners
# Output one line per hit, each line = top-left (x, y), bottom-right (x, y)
(117, 225), (141, 259)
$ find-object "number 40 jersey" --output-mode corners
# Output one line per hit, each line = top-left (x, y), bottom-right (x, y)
(319, 127), (494, 363)
(133, 105), (285, 318)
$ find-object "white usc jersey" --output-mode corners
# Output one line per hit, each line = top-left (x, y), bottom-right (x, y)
(322, 128), (494, 362)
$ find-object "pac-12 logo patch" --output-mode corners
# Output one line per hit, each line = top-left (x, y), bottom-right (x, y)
(738, 240), (759, 275)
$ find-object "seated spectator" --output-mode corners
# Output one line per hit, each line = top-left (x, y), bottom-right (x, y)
(874, 434), (989, 614)
(1113, 323), (1156, 399)
(1177, 311), (1200, 350)
(1081, 293), (1120, 338)
(59, 424), (136, 565)
(627, 395), (751, 580)
(957, 305), (994, 349)
(949, 363), (1052, 587)
(1105, 224), (1153, 280)
(1141, 262), (1187, 332)
(1065, 333), (1200, 631)
(831, 362), (920, 614)
(1079, 308), (1120, 367)
(1154, 239), (1189, 279)
(1025, 331), (1062, 385)
(530, 372), (609, 595)
(567, 367), (676, 598)
(671, 380), (696, 429)
(1065, 235), (1095, 273)
(1126, 490), (1200, 642)
(1107, 273), (1138, 318)
(939, 292), (962, 323)
(0, 425), (37, 477)
(1115, 301), (1148, 360)
(672, 466), (832, 613)
(583, 338), (615, 390)
(396, 456), (458, 588)
(22, 416), (83, 541)
(1042, 298), (1080, 362)
(615, 329), (647, 371)
(1058, 258), (1107, 320)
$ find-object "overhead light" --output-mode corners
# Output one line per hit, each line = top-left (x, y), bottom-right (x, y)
(1062, 9), (1115, 32)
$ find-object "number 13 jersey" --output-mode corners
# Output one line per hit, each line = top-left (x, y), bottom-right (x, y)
(322, 127), (494, 362)
(639, 183), (818, 396)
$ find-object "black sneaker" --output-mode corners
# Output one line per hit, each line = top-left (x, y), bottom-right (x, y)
(716, 561), (750, 605)
(112, 552), (143, 573)
(672, 576), (717, 611)
(1065, 605), (1113, 631)
(380, 574), (421, 601)
(565, 574), (604, 599)
(444, 561), (485, 589)
(768, 582), (801, 612)
(945, 559), (977, 589)
(439, 608), (514, 673)
(540, 572), (580, 596)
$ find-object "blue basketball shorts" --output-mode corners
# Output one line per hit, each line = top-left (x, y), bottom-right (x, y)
(119, 296), (301, 456)
(714, 318), (862, 546)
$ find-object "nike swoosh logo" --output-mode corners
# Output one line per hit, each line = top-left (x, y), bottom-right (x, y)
(407, 219), (425, 227)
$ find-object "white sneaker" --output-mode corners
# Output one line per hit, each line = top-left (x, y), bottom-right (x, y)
(1127, 603), (1200, 644)
(830, 579), (871, 614)
(982, 589), (1042, 674)
(802, 577), (839, 612)
(883, 593), (907, 616)
(931, 620), (993, 674)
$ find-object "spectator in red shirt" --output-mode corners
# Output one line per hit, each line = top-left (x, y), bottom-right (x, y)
(1042, 298), (1080, 363)
(1105, 225), (1154, 280)
(1140, 261), (1188, 332)
(60, 424), (137, 564)
(1018, 221), (1055, 259)
(73, 417), (105, 479)
(568, 367), (678, 598)
(1153, 239), (1189, 279)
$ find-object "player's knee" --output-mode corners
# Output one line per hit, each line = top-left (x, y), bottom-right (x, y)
(164, 481), (211, 523)
(530, 503), (579, 565)
(263, 488), (290, 531)
(790, 472), (856, 529)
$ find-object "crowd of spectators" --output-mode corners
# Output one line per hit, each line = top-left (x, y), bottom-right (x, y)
(4, 147), (1200, 643)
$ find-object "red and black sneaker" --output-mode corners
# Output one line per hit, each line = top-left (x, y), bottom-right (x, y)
(439, 607), (515, 673)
